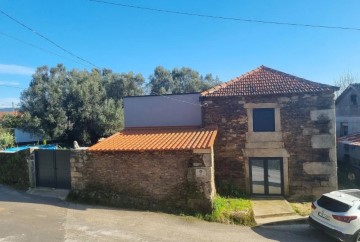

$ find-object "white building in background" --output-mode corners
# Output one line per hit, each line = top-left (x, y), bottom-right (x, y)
(14, 128), (42, 143)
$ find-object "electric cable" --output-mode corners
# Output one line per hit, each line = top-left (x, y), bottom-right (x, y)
(90, 0), (360, 32)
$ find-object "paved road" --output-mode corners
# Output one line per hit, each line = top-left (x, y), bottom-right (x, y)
(0, 185), (336, 242)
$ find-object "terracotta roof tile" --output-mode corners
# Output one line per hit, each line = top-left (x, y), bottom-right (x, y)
(89, 126), (218, 151)
(201, 65), (338, 97)
(0, 111), (17, 120)
(338, 133), (360, 146)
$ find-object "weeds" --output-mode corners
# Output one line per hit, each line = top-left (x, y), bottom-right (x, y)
(202, 195), (255, 226)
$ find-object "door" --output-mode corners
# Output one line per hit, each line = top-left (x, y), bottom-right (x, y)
(35, 150), (56, 188)
(250, 158), (283, 195)
(35, 150), (71, 189)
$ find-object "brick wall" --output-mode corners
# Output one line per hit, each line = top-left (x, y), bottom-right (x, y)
(70, 149), (215, 213)
(202, 92), (337, 198)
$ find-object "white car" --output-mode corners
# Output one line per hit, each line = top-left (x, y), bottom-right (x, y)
(309, 189), (360, 242)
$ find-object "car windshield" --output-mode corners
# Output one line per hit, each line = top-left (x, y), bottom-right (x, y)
(317, 195), (351, 212)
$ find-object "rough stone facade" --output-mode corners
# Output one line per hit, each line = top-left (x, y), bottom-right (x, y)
(202, 92), (337, 199)
(0, 148), (34, 189)
(70, 149), (215, 213)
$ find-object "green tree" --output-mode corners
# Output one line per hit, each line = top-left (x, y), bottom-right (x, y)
(20, 65), (125, 145)
(0, 113), (23, 129)
(20, 64), (69, 140)
(148, 66), (221, 95)
(148, 66), (174, 95)
(64, 69), (123, 144)
(103, 72), (144, 101)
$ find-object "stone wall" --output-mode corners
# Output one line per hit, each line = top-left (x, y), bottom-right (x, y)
(70, 149), (215, 213)
(0, 149), (33, 189)
(202, 92), (337, 198)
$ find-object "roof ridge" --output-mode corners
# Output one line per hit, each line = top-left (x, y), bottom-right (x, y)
(261, 66), (337, 88)
(201, 65), (265, 96)
(124, 126), (201, 130)
(201, 65), (339, 97)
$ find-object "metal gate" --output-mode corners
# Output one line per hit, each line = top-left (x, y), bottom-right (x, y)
(35, 150), (71, 189)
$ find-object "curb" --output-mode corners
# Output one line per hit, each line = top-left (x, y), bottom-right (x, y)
(256, 217), (309, 227)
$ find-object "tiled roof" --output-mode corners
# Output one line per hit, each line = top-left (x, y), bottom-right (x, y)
(88, 126), (218, 151)
(201, 65), (338, 97)
(338, 133), (360, 146)
(0, 111), (17, 120)
(335, 83), (360, 104)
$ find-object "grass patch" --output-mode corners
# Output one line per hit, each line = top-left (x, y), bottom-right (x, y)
(199, 195), (255, 226)
(288, 195), (315, 217)
(290, 202), (311, 216)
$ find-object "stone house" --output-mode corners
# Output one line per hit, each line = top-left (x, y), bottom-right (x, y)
(335, 84), (360, 166)
(72, 66), (339, 213)
(201, 66), (339, 199)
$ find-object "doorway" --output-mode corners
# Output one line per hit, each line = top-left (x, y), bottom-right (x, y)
(249, 157), (283, 195)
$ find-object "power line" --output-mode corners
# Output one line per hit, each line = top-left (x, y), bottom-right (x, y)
(0, 31), (91, 68)
(90, 0), (360, 32)
(0, 8), (101, 69)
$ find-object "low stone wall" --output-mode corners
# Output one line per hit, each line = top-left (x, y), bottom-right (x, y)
(70, 149), (215, 213)
(0, 149), (32, 189)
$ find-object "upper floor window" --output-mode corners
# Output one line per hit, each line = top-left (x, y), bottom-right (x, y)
(253, 108), (275, 132)
(351, 94), (357, 105)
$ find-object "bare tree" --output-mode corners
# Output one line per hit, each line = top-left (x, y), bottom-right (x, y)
(334, 72), (359, 98)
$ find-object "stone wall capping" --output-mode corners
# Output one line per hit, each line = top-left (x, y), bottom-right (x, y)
(244, 102), (280, 109)
(246, 132), (283, 142)
(245, 141), (284, 149)
(243, 148), (290, 158)
(193, 149), (211, 154)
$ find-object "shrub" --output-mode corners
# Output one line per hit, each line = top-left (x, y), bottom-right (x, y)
(0, 129), (14, 149)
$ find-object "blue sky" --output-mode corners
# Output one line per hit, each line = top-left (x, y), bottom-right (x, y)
(1, 0), (360, 108)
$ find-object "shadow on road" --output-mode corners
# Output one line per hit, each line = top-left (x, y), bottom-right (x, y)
(0, 184), (158, 214)
(251, 223), (338, 242)
(0, 184), (74, 209)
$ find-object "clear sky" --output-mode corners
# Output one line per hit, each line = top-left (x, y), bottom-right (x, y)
(1, 0), (360, 108)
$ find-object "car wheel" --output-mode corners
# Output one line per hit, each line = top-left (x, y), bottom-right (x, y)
(347, 169), (360, 183)
(353, 231), (360, 242)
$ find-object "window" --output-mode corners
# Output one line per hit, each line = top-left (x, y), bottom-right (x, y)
(351, 94), (357, 105)
(253, 108), (275, 132)
(317, 196), (351, 212)
(344, 144), (350, 152)
(340, 122), (348, 137)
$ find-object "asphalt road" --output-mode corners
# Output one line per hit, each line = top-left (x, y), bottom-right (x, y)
(0, 185), (337, 242)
